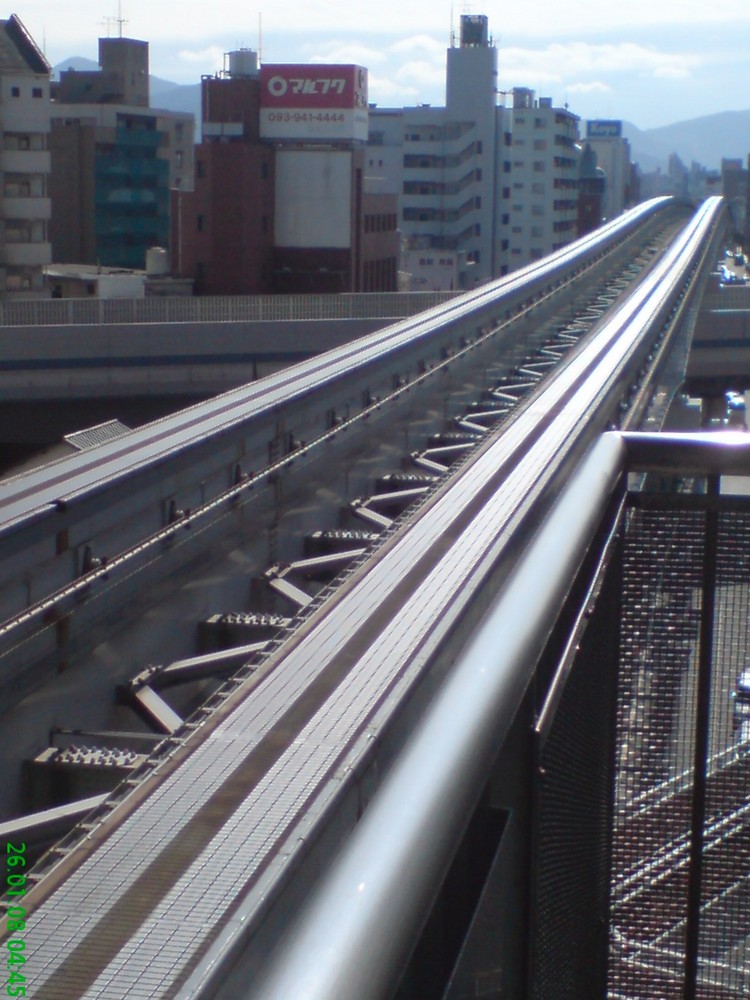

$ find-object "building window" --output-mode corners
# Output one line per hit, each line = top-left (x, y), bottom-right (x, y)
(32, 87), (43, 98)
(197, 214), (205, 232)
(11, 86), (19, 97)
(196, 160), (205, 179)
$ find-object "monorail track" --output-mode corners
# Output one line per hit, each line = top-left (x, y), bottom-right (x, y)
(0, 199), (726, 998)
(0, 199), (689, 827)
(0, 198), (685, 707)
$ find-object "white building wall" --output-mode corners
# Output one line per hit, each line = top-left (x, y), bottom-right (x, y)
(0, 68), (52, 297)
(586, 136), (629, 222)
(367, 28), (498, 289)
(402, 246), (459, 291)
(499, 93), (579, 272)
(275, 148), (352, 248)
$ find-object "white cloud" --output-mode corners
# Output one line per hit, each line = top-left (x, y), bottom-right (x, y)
(395, 60), (446, 89)
(500, 41), (704, 87)
(389, 35), (444, 57)
(177, 46), (225, 65)
(566, 81), (612, 95)
(653, 65), (692, 80)
(308, 42), (388, 67)
(368, 73), (420, 103)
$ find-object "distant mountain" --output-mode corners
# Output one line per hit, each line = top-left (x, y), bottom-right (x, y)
(52, 58), (202, 129)
(52, 56), (99, 78)
(624, 111), (750, 173)
(150, 82), (201, 121)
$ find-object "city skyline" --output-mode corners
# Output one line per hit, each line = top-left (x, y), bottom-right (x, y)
(12, 0), (750, 130)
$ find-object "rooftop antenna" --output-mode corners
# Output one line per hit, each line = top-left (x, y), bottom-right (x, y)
(450, 3), (455, 47)
(258, 13), (263, 64)
(101, 2), (128, 38)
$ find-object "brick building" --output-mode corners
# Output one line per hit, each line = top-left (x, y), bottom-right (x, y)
(175, 53), (399, 295)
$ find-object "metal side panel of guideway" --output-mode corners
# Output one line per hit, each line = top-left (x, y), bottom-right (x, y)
(0, 199), (726, 1000)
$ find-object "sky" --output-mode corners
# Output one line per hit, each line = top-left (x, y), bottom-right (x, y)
(11, 1), (750, 130)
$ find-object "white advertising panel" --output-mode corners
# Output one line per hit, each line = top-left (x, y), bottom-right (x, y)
(275, 149), (352, 248)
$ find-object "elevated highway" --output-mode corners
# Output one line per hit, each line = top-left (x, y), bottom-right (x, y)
(0, 197), (740, 999)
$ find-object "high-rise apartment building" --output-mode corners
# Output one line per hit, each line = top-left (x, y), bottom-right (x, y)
(368, 15), (497, 290)
(367, 14), (583, 289)
(503, 88), (579, 266)
(0, 15), (52, 298)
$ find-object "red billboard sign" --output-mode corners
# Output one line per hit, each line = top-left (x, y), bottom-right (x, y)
(260, 65), (368, 141)
(260, 65), (368, 110)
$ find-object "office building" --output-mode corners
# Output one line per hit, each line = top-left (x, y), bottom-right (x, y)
(584, 120), (634, 223)
(49, 36), (194, 270)
(177, 55), (398, 295)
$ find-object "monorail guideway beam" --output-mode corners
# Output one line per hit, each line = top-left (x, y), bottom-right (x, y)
(0, 199), (689, 706)
(0, 201), (704, 836)
(1, 200), (729, 999)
